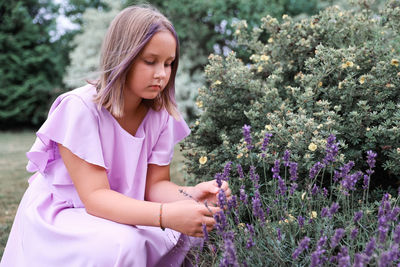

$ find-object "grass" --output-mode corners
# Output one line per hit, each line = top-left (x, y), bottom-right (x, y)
(0, 130), (186, 259)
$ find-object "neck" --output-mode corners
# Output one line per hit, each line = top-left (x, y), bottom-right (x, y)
(123, 91), (143, 117)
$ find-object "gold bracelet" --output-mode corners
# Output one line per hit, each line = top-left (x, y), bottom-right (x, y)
(159, 203), (165, 231)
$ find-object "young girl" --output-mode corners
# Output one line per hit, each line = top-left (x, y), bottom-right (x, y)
(1, 5), (230, 267)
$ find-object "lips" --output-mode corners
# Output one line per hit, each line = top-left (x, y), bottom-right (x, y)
(150, 85), (161, 90)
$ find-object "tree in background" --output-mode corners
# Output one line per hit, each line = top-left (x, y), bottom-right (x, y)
(0, 0), (104, 128)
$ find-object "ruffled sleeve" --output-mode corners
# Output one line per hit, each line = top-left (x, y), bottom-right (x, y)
(147, 113), (190, 166)
(26, 94), (107, 175)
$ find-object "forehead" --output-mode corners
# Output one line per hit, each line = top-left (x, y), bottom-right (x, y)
(141, 31), (176, 58)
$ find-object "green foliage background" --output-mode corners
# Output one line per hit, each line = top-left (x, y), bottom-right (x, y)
(183, 0), (400, 192)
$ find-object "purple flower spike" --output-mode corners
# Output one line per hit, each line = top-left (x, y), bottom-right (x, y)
(321, 207), (329, 218)
(289, 161), (298, 181)
(366, 150), (377, 169)
(272, 160), (281, 179)
(283, 150), (291, 167)
(261, 133), (273, 157)
(292, 236), (311, 259)
(252, 189), (265, 225)
(353, 253), (367, 267)
(222, 161), (232, 181)
(354, 211), (363, 223)
(298, 216), (305, 228)
(239, 185), (248, 205)
(330, 228), (345, 248)
(329, 202), (340, 217)
(237, 164), (244, 179)
(277, 228), (282, 241)
(309, 162), (325, 179)
(323, 134), (339, 166)
(337, 247), (350, 267)
(242, 124), (253, 150)
(220, 231), (239, 267)
(202, 223), (209, 242)
(364, 237), (376, 257)
(393, 224), (400, 244)
(351, 228), (359, 239)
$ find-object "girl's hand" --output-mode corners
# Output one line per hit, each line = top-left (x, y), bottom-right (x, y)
(163, 200), (220, 237)
(192, 180), (232, 206)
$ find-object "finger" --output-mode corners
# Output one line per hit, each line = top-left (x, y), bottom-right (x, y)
(225, 188), (232, 197)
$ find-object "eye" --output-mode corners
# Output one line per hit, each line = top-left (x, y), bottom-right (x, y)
(144, 60), (155, 65)
(164, 62), (173, 67)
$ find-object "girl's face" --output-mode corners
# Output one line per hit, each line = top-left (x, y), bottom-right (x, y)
(125, 31), (176, 101)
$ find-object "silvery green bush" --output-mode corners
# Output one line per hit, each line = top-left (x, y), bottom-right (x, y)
(183, 0), (400, 190)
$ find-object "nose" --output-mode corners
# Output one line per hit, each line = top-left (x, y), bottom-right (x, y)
(154, 64), (167, 80)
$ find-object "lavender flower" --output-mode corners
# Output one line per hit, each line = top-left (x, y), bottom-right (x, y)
(252, 190), (265, 225)
(364, 238), (376, 257)
(277, 228), (282, 241)
(218, 189), (227, 209)
(362, 174), (369, 190)
(283, 150), (291, 167)
(323, 134), (339, 166)
(227, 195), (237, 212)
(317, 235), (327, 248)
(277, 177), (287, 195)
(239, 185), (248, 205)
(261, 133), (273, 158)
(242, 124), (253, 151)
(309, 162), (325, 179)
(246, 224), (255, 236)
(354, 211), (364, 223)
(379, 225), (388, 244)
(353, 253), (367, 267)
(321, 207), (329, 218)
(351, 228), (359, 239)
(220, 231), (239, 267)
(214, 210), (228, 234)
(215, 172), (223, 188)
(271, 159), (281, 179)
(222, 161), (232, 181)
(289, 183), (298, 195)
(246, 237), (255, 249)
(289, 161), (298, 181)
(366, 150), (377, 170)
(292, 236), (311, 259)
(310, 248), (325, 267)
(237, 164), (244, 179)
(337, 246), (350, 267)
(202, 223), (209, 242)
(298, 216), (305, 228)
(393, 224), (400, 244)
(329, 202), (340, 217)
(389, 207), (400, 222)
(323, 187), (328, 197)
(330, 228), (345, 248)
(312, 184), (319, 195)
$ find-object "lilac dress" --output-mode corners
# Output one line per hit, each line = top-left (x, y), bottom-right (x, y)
(1, 85), (198, 267)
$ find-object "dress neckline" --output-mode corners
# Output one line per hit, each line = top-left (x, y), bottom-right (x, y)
(105, 107), (152, 140)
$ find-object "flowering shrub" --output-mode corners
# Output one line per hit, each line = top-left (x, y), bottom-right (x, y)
(189, 127), (400, 266)
(183, 0), (400, 190)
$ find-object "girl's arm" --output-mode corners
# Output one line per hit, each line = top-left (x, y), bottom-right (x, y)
(58, 144), (219, 236)
(145, 164), (232, 205)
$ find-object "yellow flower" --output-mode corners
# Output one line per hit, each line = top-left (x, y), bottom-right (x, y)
(236, 153), (243, 159)
(235, 29), (241, 35)
(338, 82), (343, 89)
(238, 223), (245, 229)
(359, 76), (365, 84)
(341, 61), (354, 69)
(282, 14), (289, 19)
(195, 100), (203, 108)
(318, 81), (323, 87)
(195, 120), (200, 126)
(260, 55), (270, 61)
(301, 192), (307, 200)
(397, 148), (400, 154)
(213, 80), (222, 86)
(199, 156), (207, 165)
(391, 59), (399, 67)
(265, 124), (273, 131)
(310, 211), (317, 219)
(257, 66), (263, 72)
(308, 142), (317, 151)
(268, 37), (274, 43)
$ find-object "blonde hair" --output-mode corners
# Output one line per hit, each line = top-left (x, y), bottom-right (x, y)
(94, 5), (180, 118)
